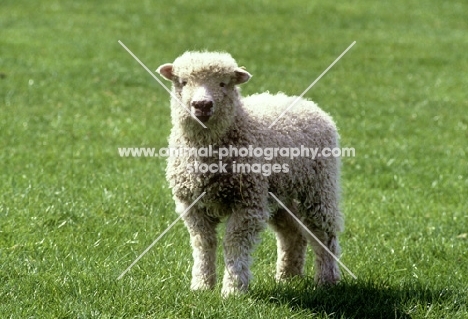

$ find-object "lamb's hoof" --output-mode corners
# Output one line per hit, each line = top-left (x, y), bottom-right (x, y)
(221, 286), (246, 298)
(191, 279), (215, 291)
(275, 271), (303, 282)
(315, 275), (341, 287)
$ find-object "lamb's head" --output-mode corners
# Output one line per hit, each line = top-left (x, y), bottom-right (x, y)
(156, 51), (251, 132)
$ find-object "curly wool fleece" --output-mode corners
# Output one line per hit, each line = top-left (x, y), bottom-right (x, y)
(157, 51), (343, 296)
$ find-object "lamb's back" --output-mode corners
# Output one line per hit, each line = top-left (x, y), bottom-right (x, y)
(241, 92), (338, 146)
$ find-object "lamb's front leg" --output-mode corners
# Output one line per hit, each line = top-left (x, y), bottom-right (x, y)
(182, 207), (219, 290)
(222, 209), (267, 296)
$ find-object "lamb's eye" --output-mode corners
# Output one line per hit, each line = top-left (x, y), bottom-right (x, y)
(219, 82), (226, 87)
(180, 80), (187, 86)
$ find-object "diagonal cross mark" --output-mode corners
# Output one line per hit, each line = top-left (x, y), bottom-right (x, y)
(118, 40), (207, 129)
(117, 192), (206, 280)
(269, 192), (357, 280)
(268, 41), (356, 129)
(116, 42), (357, 282)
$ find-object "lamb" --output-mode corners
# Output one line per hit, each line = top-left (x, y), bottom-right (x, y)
(156, 51), (343, 296)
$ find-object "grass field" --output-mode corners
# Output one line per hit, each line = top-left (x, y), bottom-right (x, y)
(1, 0), (467, 318)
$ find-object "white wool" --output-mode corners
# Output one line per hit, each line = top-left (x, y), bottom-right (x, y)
(157, 51), (344, 296)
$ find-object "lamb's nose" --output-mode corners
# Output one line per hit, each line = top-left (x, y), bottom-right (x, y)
(191, 100), (213, 112)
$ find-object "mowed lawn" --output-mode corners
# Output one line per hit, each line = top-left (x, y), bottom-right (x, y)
(1, 0), (467, 318)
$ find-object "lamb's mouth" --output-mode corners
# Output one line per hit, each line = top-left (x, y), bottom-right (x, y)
(193, 110), (213, 123)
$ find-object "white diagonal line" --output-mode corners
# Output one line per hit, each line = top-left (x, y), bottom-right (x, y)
(117, 40), (207, 129)
(268, 41), (356, 129)
(268, 192), (357, 280)
(117, 192), (206, 280)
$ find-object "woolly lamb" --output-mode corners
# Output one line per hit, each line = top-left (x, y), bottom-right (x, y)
(157, 51), (343, 296)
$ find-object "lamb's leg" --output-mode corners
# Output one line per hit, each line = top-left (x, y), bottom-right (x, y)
(307, 155), (343, 285)
(269, 209), (307, 280)
(182, 208), (219, 290)
(221, 209), (266, 296)
(307, 228), (341, 285)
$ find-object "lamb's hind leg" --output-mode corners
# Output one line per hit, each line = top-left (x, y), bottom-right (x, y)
(306, 225), (341, 285)
(181, 205), (219, 290)
(269, 208), (307, 280)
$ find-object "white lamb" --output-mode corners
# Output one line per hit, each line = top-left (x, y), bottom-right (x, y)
(156, 51), (343, 296)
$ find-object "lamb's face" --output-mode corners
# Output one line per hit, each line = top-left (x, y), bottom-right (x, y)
(156, 52), (251, 125)
(178, 75), (244, 123)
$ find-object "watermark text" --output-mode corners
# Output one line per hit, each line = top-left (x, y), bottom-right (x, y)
(118, 145), (355, 160)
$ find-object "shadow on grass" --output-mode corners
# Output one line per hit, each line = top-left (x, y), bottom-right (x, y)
(251, 278), (458, 319)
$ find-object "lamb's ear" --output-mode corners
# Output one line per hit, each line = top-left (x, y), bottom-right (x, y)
(233, 67), (251, 85)
(156, 63), (174, 81)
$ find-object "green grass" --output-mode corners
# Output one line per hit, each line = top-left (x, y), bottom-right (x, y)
(1, 0), (467, 318)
